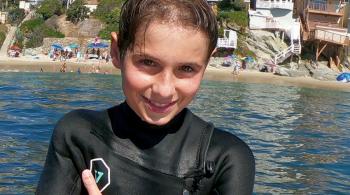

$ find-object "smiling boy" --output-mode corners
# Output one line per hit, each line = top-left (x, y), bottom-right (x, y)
(36, 0), (255, 194)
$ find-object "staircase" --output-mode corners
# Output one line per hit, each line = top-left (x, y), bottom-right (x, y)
(273, 21), (301, 65)
(274, 41), (301, 64)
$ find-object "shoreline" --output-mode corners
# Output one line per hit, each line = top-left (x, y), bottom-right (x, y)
(1, 56), (350, 92)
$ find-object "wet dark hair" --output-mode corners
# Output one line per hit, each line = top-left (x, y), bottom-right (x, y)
(118, 0), (218, 60)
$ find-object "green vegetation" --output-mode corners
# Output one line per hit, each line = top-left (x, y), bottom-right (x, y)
(218, 0), (246, 11)
(8, 7), (25, 25)
(234, 34), (255, 58)
(37, 0), (62, 20)
(14, 30), (24, 48)
(215, 0), (253, 58)
(66, 0), (90, 24)
(218, 11), (248, 28)
(94, 0), (124, 39)
(19, 17), (64, 48)
(0, 24), (8, 47)
(0, 31), (6, 46)
(20, 18), (45, 35)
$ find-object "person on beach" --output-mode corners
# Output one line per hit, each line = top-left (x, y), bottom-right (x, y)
(36, 0), (255, 194)
(60, 62), (67, 73)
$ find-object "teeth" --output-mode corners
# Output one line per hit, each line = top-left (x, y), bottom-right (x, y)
(151, 101), (168, 107)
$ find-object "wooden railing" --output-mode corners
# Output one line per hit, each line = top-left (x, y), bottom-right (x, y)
(315, 29), (349, 45)
(250, 20), (282, 30)
(217, 38), (236, 48)
(307, 2), (343, 14)
(256, 0), (293, 10)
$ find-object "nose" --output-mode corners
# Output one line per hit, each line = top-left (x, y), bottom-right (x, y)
(151, 71), (175, 99)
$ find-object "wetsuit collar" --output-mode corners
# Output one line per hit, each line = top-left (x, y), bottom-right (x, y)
(109, 102), (187, 149)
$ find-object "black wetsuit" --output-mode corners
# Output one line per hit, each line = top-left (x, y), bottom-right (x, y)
(36, 102), (255, 194)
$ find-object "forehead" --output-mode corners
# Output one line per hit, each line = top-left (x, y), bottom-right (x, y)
(133, 21), (210, 50)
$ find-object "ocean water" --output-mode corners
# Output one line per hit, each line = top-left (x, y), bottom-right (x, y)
(0, 72), (349, 194)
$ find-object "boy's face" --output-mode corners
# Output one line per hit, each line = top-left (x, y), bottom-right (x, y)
(113, 22), (210, 125)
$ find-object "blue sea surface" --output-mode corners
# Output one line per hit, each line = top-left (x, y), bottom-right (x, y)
(0, 72), (349, 194)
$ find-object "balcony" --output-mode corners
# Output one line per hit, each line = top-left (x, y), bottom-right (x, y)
(307, 2), (344, 16)
(256, 0), (293, 10)
(217, 38), (236, 48)
(315, 27), (349, 46)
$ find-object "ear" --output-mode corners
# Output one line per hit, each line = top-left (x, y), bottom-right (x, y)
(111, 32), (121, 69)
(211, 47), (217, 57)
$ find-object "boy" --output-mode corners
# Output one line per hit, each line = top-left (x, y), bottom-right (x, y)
(36, 0), (255, 194)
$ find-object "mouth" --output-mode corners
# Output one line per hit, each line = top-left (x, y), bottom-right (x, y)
(142, 96), (177, 114)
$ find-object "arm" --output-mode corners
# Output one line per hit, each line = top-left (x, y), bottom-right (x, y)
(36, 141), (81, 194)
(36, 111), (87, 195)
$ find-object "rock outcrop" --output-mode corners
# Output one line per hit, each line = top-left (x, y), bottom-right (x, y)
(45, 14), (105, 38)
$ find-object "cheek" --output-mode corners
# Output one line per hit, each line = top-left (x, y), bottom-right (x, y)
(178, 76), (202, 99)
(123, 68), (151, 94)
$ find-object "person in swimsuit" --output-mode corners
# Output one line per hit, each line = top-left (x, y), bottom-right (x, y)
(36, 0), (255, 194)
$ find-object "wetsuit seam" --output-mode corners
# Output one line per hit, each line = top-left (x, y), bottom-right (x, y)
(69, 174), (80, 195)
(195, 123), (206, 169)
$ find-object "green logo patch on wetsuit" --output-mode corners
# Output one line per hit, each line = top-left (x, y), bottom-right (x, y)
(90, 158), (110, 192)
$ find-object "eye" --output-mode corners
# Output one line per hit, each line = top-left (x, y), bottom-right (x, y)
(179, 65), (194, 73)
(140, 59), (155, 66)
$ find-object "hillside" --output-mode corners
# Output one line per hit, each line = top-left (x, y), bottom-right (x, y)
(45, 14), (105, 38)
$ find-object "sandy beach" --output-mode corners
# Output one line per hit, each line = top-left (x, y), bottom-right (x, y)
(1, 56), (350, 92)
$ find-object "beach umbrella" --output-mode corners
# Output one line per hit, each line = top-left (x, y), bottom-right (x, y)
(87, 42), (109, 49)
(336, 72), (350, 82)
(68, 43), (79, 49)
(10, 45), (21, 51)
(63, 46), (72, 52)
(51, 43), (64, 50)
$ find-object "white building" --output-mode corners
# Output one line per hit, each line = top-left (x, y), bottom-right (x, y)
(85, 0), (98, 13)
(217, 29), (237, 49)
(66, 0), (98, 13)
(248, 0), (301, 64)
(0, 11), (8, 24)
(19, 1), (31, 11)
(19, 0), (43, 11)
(249, 0), (298, 39)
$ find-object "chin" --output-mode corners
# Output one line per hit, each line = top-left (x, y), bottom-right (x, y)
(141, 114), (173, 126)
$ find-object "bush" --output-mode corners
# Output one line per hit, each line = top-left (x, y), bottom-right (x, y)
(25, 28), (44, 48)
(19, 17), (65, 48)
(8, 7), (25, 25)
(66, 0), (90, 24)
(218, 11), (248, 27)
(94, 0), (124, 21)
(0, 31), (6, 46)
(234, 34), (256, 58)
(15, 30), (24, 49)
(37, 0), (62, 20)
(98, 23), (118, 39)
(42, 26), (65, 38)
(20, 18), (45, 36)
(219, 0), (245, 11)
(94, 0), (123, 39)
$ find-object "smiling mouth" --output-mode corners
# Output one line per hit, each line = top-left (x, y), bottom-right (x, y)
(142, 96), (177, 114)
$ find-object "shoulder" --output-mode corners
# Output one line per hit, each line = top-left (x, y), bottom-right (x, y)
(51, 109), (109, 153)
(209, 128), (255, 166)
(54, 109), (107, 134)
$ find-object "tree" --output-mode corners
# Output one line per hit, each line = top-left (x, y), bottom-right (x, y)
(66, 0), (90, 24)
(219, 0), (245, 11)
(8, 7), (25, 25)
(94, 0), (124, 39)
(37, 0), (62, 20)
(93, 0), (124, 21)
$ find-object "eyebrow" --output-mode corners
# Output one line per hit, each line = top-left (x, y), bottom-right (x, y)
(132, 52), (205, 69)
